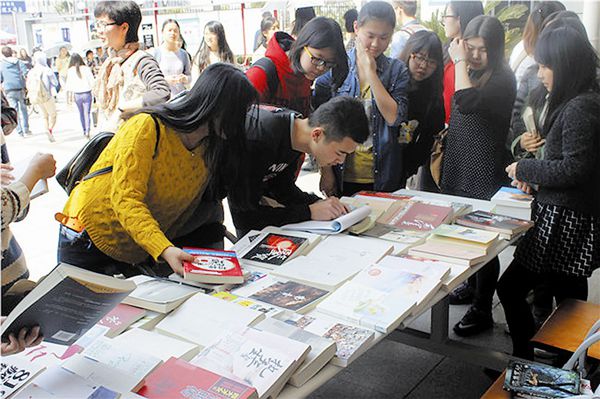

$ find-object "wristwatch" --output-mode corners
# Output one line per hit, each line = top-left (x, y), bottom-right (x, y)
(453, 57), (466, 65)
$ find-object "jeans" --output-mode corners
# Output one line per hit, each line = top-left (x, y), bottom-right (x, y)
(5, 89), (29, 134)
(74, 91), (92, 134)
(497, 260), (588, 359)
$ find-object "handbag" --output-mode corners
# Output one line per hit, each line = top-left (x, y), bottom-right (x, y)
(56, 115), (160, 195)
(429, 127), (448, 188)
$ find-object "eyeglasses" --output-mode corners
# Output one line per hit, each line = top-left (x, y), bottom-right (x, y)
(440, 14), (457, 26)
(411, 53), (437, 69)
(95, 20), (119, 31)
(304, 47), (337, 69)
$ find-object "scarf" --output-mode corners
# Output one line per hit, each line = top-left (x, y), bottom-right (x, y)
(94, 42), (140, 113)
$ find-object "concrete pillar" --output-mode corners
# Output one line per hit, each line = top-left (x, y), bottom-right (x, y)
(582, 0), (600, 50)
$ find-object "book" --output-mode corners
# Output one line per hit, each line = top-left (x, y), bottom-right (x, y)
(274, 312), (375, 367)
(122, 275), (200, 313)
(81, 336), (163, 384)
(5, 341), (73, 369)
(25, 365), (98, 398)
(211, 291), (285, 318)
(245, 280), (329, 314)
(456, 210), (534, 239)
(62, 353), (149, 393)
(281, 206), (372, 234)
(113, 328), (200, 362)
(182, 247), (244, 284)
(254, 317), (336, 387)
(240, 233), (308, 268)
(0, 355), (46, 398)
(503, 359), (581, 398)
(87, 386), (120, 399)
(128, 310), (166, 331)
(137, 357), (258, 399)
(231, 229), (263, 255)
(408, 196), (473, 220)
(1, 263), (136, 346)
(271, 256), (366, 292)
(362, 224), (428, 247)
(11, 158), (49, 199)
(317, 263), (419, 333)
(260, 226), (323, 255)
(307, 234), (394, 267)
(340, 196), (395, 235)
(155, 293), (265, 347)
(397, 254), (470, 293)
(354, 191), (413, 201)
(97, 303), (147, 338)
(408, 240), (489, 266)
(491, 187), (533, 209)
(431, 224), (499, 246)
(392, 202), (453, 231)
(190, 328), (309, 399)
(493, 204), (532, 221)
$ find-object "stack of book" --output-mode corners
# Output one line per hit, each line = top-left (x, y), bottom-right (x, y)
(408, 224), (501, 266)
(491, 187), (533, 220)
(122, 275), (201, 313)
(455, 210), (534, 240)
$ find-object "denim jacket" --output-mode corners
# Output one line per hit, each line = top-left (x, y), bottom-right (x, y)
(314, 48), (409, 192)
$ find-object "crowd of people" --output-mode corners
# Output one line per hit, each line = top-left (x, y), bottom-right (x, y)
(1, 0), (599, 372)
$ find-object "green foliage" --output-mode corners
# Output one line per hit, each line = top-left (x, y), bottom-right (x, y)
(422, 9), (447, 43)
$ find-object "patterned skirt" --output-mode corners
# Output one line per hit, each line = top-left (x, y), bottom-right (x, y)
(513, 201), (599, 277)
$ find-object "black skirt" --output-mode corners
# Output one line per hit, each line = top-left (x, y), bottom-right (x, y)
(513, 201), (599, 277)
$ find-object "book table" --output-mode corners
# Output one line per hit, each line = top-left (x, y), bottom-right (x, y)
(279, 189), (516, 398)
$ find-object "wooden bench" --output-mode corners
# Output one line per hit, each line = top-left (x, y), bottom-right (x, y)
(481, 371), (509, 399)
(531, 299), (600, 360)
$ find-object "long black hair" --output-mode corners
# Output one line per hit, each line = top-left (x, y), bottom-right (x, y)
(443, 1), (484, 64)
(291, 7), (316, 37)
(522, 1), (565, 55)
(400, 30), (444, 101)
(193, 21), (234, 75)
(534, 26), (600, 134)
(136, 63), (259, 206)
(68, 53), (85, 79)
(463, 15), (506, 88)
(288, 17), (348, 91)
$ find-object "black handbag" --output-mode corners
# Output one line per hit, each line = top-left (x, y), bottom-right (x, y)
(56, 115), (160, 195)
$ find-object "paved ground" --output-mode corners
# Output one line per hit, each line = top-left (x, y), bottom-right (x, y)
(5, 97), (598, 398)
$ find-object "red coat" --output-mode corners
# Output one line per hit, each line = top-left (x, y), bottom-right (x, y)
(246, 32), (313, 116)
(442, 60), (455, 124)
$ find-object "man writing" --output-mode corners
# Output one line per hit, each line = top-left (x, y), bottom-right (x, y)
(229, 97), (369, 236)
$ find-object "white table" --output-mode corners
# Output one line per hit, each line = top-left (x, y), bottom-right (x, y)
(278, 189), (515, 398)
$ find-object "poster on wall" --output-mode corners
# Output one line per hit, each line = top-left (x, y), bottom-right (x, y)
(142, 23), (154, 49)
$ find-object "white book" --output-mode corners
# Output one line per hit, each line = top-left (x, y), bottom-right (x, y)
(254, 317), (336, 387)
(493, 204), (532, 221)
(12, 384), (57, 399)
(190, 327), (309, 399)
(29, 366), (97, 398)
(128, 310), (166, 331)
(112, 328), (200, 362)
(155, 293), (265, 347)
(281, 206), (372, 234)
(231, 229), (263, 254)
(271, 256), (364, 291)
(274, 311), (375, 367)
(398, 254), (471, 292)
(82, 336), (162, 382)
(62, 353), (146, 392)
(0, 355), (46, 398)
(11, 158), (48, 199)
(122, 275), (201, 313)
(307, 235), (394, 267)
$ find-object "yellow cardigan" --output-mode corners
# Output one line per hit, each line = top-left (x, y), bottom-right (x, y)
(62, 113), (208, 264)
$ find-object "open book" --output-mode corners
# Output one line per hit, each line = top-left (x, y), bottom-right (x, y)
(281, 206), (372, 234)
(11, 158), (49, 199)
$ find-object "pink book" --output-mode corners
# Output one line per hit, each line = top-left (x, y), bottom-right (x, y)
(97, 303), (147, 338)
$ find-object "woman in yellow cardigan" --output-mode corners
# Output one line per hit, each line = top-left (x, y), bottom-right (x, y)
(57, 63), (258, 276)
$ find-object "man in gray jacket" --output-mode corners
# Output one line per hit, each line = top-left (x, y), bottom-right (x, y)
(0, 47), (30, 136)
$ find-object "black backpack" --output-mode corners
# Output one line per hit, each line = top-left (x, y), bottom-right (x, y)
(251, 57), (279, 97)
(56, 115), (160, 195)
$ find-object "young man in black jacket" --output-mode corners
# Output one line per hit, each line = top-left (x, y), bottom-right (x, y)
(229, 96), (370, 236)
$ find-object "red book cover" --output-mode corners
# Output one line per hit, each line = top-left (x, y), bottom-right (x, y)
(355, 191), (413, 201)
(138, 357), (258, 399)
(394, 203), (453, 231)
(182, 248), (244, 284)
(97, 303), (147, 338)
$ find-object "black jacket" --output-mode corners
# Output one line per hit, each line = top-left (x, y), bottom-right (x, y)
(229, 106), (320, 235)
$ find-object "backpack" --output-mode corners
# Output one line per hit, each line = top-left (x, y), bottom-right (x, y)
(251, 57), (279, 96)
(56, 114), (161, 195)
(26, 69), (49, 104)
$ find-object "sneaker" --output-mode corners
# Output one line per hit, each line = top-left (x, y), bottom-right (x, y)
(449, 281), (474, 305)
(453, 306), (493, 337)
(24, 129), (33, 135)
(46, 130), (55, 143)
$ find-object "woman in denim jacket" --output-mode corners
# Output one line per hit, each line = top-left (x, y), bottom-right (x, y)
(314, 1), (409, 196)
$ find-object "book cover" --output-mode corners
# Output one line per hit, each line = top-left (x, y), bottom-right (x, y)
(113, 328), (200, 362)
(242, 233), (307, 266)
(456, 210), (533, 236)
(504, 359), (580, 398)
(97, 303), (147, 338)
(249, 280), (329, 313)
(272, 256), (363, 292)
(182, 247), (244, 284)
(491, 187), (533, 208)
(137, 357), (259, 399)
(431, 224), (499, 246)
(281, 206), (372, 235)
(1, 264), (136, 346)
(123, 275), (200, 313)
(0, 355), (46, 398)
(394, 202), (453, 231)
(408, 240), (488, 266)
